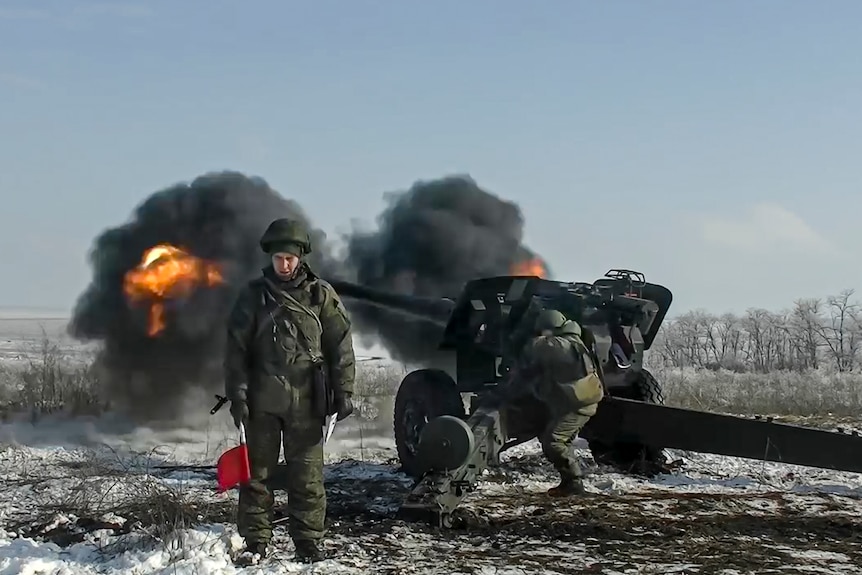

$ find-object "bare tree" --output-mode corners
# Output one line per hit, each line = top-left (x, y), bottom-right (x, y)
(643, 289), (860, 374)
(788, 298), (822, 370)
(815, 290), (860, 372)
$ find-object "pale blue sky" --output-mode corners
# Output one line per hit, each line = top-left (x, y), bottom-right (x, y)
(1, 0), (860, 316)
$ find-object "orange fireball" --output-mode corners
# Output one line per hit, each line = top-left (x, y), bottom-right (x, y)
(510, 257), (547, 278)
(123, 244), (224, 336)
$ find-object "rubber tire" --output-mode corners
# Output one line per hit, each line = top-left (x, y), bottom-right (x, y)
(634, 368), (665, 404)
(393, 369), (466, 478)
(588, 368), (667, 475)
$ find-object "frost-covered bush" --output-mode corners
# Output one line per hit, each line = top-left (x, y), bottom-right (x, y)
(0, 337), (106, 420)
(3, 334), (861, 421)
(0, 335), (408, 424)
(652, 365), (862, 416)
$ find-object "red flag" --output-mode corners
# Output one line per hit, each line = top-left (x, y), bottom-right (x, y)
(216, 423), (250, 493)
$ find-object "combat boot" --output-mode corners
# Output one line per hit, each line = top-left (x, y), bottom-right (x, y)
(294, 539), (325, 563)
(234, 540), (267, 566)
(252, 541), (269, 555)
(547, 476), (586, 497)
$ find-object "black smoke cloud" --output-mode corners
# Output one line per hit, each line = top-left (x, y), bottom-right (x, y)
(69, 172), (337, 422)
(69, 172), (546, 423)
(342, 175), (548, 368)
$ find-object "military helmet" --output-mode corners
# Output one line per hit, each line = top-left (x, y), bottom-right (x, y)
(534, 309), (567, 333)
(534, 308), (582, 337)
(558, 319), (582, 337)
(259, 218), (312, 256)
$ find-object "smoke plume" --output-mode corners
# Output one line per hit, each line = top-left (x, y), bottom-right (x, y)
(69, 172), (547, 424)
(68, 172), (337, 423)
(342, 175), (547, 368)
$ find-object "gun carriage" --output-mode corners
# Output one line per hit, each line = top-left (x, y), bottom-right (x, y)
(329, 270), (862, 528)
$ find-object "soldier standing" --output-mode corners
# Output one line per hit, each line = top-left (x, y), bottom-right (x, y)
(223, 218), (355, 563)
(517, 309), (604, 497)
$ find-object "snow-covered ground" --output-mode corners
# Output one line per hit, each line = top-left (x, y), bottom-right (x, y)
(1, 411), (862, 575)
(1, 325), (862, 574)
(0, 317), (96, 368)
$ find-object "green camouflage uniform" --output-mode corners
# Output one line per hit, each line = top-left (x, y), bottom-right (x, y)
(518, 309), (604, 495)
(224, 218), (355, 560)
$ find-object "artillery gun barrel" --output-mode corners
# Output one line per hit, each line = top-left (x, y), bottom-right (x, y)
(327, 279), (455, 328)
(397, 404), (506, 527)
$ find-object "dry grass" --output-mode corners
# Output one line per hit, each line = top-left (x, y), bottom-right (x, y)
(3, 334), (862, 424)
(8, 446), (234, 556)
(0, 337), (107, 421)
(0, 334), (407, 425)
(653, 365), (862, 417)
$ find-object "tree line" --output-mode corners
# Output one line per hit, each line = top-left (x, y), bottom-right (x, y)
(647, 289), (861, 373)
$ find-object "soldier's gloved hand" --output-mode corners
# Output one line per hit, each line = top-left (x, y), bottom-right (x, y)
(334, 393), (353, 421)
(229, 399), (249, 428)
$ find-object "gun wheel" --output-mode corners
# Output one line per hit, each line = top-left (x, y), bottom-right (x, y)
(588, 368), (669, 476)
(394, 368), (465, 478)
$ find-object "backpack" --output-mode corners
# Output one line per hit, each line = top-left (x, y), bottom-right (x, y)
(549, 333), (605, 414)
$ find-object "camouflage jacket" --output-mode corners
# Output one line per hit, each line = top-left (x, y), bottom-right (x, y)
(223, 264), (355, 414)
(518, 333), (604, 414)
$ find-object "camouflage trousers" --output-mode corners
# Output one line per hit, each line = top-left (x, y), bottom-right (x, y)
(237, 411), (325, 545)
(538, 407), (594, 481)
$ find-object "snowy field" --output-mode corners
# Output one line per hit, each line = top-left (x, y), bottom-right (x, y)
(0, 317), (96, 368)
(3, 418), (862, 575)
(1, 319), (862, 574)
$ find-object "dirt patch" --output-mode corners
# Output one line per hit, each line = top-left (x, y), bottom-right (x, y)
(318, 488), (862, 574)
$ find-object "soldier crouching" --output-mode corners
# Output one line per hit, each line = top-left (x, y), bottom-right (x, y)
(223, 218), (355, 563)
(518, 309), (605, 497)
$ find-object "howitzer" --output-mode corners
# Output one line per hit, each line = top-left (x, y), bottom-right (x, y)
(331, 270), (862, 527)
